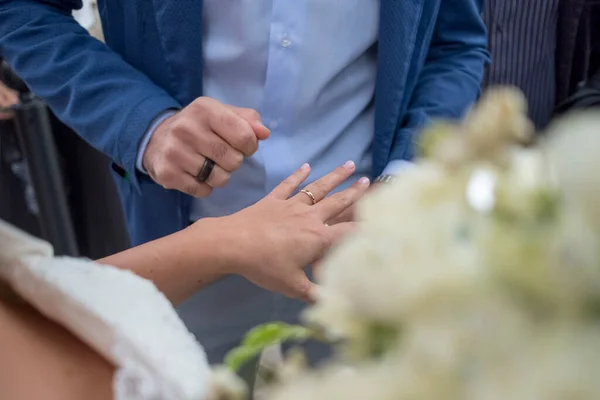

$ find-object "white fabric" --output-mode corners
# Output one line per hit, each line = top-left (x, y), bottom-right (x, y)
(0, 219), (212, 400)
(72, 0), (97, 30)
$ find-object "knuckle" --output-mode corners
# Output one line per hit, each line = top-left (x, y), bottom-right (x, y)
(280, 176), (295, 189)
(244, 109), (261, 122)
(229, 151), (244, 170)
(170, 119), (192, 139)
(221, 113), (256, 155)
(238, 127), (256, 147)
(191, 96), (213, 110)
(185, 183), (200, 197)
(311, 180), (327, 194)
(162, 143), (179, 160)
(331, 193), (352, 208)
(209, 141), (230, 162)
(291, 278), (310, 300)
(186, 183), (211, 198)
(231, 127), (256, 156)
(219, 110), (239, 131)
(210, 172), (231, 188)
(153, 165), (175, 185)
(319, 230), (334, 249)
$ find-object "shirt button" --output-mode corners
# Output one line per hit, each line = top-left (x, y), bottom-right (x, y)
(269, 120), (279, 129)
(280, 38), (291, 48)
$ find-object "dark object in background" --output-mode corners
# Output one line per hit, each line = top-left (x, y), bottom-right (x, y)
(556, 0), (600, 106)
(50, 111), (131, 258)
(555, 69), (600, 113)
(0, 60), (129, 258)
(554, 0), (600, 115)
(13, 96), (79, 256)
(0, 117), (41, 237)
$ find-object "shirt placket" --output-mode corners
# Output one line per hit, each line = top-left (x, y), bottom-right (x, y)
(259, 0), (307, 188)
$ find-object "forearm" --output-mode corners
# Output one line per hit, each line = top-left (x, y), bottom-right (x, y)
(98, 219), (228, 305)
(0, 297), (114, 400)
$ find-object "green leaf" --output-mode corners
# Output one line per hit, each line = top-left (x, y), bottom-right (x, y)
(224, 345), (263, 374)
(224, 322), (314, 372)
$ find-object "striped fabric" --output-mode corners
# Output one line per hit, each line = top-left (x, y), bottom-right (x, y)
(483, 0), (560, 129)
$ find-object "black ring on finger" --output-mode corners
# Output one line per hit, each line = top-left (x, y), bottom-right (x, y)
(196, 158), (215, 183)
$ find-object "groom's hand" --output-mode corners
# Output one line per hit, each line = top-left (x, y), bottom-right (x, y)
(143, 98), (270, 197)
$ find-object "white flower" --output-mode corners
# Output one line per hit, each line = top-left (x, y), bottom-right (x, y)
(204, 367), (247, 400)
(263, 91), (600, 400)
(312, 163), (483, 328)
(544, 112), (600, 230)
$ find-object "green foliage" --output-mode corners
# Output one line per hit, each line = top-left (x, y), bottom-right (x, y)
(225, 323), (314, 372)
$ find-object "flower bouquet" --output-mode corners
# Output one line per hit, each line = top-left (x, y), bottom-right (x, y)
(225, 87), (600, 399)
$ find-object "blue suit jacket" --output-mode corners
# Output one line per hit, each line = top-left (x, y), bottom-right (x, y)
(0, 0), (489, 246)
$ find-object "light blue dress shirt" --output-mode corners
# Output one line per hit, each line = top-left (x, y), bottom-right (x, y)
(138, 0), (402, 220)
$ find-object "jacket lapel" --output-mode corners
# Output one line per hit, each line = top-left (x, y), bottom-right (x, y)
(374, 0), (429, 171)
(150, 0), (204, 105)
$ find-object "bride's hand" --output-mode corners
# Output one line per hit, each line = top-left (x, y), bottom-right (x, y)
(189, 161), (369, 302)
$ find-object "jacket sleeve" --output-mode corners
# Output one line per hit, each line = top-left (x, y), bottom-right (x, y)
(0, 0), (181, 185)
(389, 0), (490, 162)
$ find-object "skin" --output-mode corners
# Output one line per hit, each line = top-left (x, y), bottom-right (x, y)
(0, 81), (18, 120)
(100, 161), (369, 304)
(0, 296), (114, 400)
(0, 163), (368, 398)
(143, 98), (271, 197)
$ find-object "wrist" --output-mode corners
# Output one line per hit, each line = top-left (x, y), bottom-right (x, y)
(183, 217), (243, 277)
(137, 109), (178, 173)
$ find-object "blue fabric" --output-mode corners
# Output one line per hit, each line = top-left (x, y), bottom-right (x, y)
(0, 0), (489, 246)
(155, 0), (379, 222)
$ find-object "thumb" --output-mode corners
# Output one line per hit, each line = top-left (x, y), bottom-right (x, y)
(229, 106), (271, 141)
(289, 273), (319, 304)
(311, 258), (324, 279)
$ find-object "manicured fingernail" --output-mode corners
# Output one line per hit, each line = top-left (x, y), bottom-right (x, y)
(359, 177), (370, 185)
(343, 160), (355, 170)
(301, 163), (310, 171)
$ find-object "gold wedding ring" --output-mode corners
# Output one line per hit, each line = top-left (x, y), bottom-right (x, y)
(300, 189), (317, 205)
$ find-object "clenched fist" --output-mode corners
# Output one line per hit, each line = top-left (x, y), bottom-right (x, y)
(143, 97), (270, 197)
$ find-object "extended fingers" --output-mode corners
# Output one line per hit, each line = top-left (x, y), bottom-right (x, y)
(269, 163), (312, 199)
(293, 161), (356, 205)
(315, 177), (370, 221)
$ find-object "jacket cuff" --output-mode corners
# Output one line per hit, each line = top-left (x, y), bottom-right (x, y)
(136, 110), (179, 174)
(381, 159), (415, 176)
(118, 95), (181, 191)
